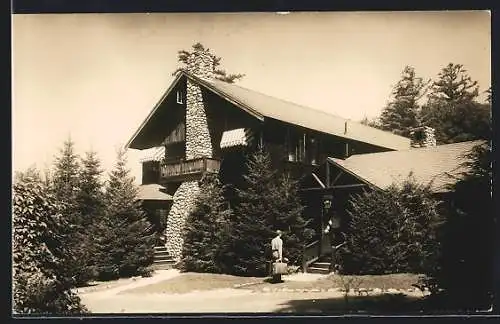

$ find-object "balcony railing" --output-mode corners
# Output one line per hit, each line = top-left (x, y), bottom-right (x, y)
(160, 157), (221, 182)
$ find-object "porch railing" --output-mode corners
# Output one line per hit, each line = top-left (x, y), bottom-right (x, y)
(302, 240), (320, 273)
(160, 157), (221, 181)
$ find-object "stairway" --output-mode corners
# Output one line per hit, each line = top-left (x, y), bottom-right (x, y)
(152, 246), (176, 270)
(306, 255), (333, 274)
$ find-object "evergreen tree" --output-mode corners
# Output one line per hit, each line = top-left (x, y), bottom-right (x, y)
(73, 151), (106, 282)
(420, 63), (490, 144)
(52, 138), (81, 205)
(340, 176), (442, 275)
(379, 66), (429, 137)
(94, 148), (155, 280)
(77, 150), (105, 227)
(227, 147), (307, 276)
(173, 42), (245, 83)
(423, 142), (494, 310)
(427, 63), (479, 105)
(13, 169), (87, 314)
(180, 173), (232, 273)
(51, 138), (90, 286)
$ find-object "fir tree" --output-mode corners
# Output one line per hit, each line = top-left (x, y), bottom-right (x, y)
(94, 148), (155, 280)
(173, 42), (245, 83)
(427, 63), (479, 104)
(340, 176), (442, 275)
(420, 63), (490, 144)
(51, 138), (89, 285)
(180, 173), (232, 273)
(379, 66), (429, 137)
(227, 147), (307, 276)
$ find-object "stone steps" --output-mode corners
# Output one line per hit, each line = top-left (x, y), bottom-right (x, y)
(153, 246), (176, 270)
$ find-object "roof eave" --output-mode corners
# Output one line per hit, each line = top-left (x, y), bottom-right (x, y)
(326, 157), (381, 191)
(125, 72), (185, 150)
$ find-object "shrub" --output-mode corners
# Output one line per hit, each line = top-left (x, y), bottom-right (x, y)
(339, 175), (442, 275)
(12, 171), (87, 314)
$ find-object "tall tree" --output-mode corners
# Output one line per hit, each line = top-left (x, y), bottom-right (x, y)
(51, 138), (91, 285)
(379, 66), (429, 137)
(77, 150), (105, 227)
(173, 42), (245, 83)
(52, 137), (81, 205)
(427, 63), (479, 105)
(420, 63), (490, 144)
(94, 148), (155, 280)
(226, 147), (307, 276)
(180, 173), (233, 274)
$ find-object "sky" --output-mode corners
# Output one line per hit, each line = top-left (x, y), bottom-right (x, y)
(12, 11), (491, 184)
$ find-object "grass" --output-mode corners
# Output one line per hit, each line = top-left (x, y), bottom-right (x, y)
(119, 272), (263, 295)
(240, 273), (422, 291)
(119, 272), (423, 295)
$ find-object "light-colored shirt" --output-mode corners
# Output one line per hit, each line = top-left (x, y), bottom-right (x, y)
(271, 236), (283, 261)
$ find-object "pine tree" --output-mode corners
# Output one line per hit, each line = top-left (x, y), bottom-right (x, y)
(95, 148), (155, 280)
(173, 42), (245, 83)
(51, 138), (90, 285)
(227, 147), (307, 276)
(340, 176), (442, 275)
(273, 173), (308, 265)
(77, 150), (105, 227)
(13, 169), (87, 314)
(420, 63), (490, 144)
(180, 173), (232, 273)
(73, 151), (106, 282)
(427, 63), (479, 105)
(379, 66), (429, 137)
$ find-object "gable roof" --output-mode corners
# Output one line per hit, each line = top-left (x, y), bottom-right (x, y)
(327, 140), (485, 193)
(126, 71), (410, 150)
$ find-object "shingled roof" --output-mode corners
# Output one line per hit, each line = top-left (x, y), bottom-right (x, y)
(137, 184), (173, 201)
(126, 71), (410, 151)
(328, 140), (485, 193)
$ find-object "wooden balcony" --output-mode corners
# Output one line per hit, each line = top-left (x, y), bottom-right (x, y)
(160, 157), (221, 182)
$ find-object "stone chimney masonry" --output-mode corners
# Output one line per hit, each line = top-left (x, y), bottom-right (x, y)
(410, 126), (437, 148)
(185, 48), (214, 160)
(164, 48), (216, 259)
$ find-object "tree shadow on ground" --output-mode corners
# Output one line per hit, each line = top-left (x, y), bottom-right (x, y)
(274, 293), (426, 314)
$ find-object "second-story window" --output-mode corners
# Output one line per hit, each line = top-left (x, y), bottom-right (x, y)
(176, 90), (184, 104)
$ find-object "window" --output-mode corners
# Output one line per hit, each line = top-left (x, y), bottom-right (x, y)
(176, 90), (184, 104)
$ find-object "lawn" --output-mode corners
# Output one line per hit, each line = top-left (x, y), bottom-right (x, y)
(119, 272), (263, 295)
(119, 272), (423, 295)
(244, 273), (423, 292)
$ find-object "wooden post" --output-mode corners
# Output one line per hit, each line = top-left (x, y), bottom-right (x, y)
(326, 161), (331, 188)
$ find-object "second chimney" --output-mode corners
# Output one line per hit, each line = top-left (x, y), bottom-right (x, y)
(409, 126), (437, 148)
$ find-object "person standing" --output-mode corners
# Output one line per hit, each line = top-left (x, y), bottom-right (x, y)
(271, 230), (284, 283)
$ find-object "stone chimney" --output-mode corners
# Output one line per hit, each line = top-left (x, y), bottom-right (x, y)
(185, 47), (214, 160)
(186, 47), (215, 80)
(410, 126), (437, 148)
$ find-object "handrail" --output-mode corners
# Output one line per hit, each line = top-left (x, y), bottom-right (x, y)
(305, 240), (320, 249)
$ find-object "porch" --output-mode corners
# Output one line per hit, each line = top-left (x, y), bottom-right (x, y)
(160, 157), (221, 183)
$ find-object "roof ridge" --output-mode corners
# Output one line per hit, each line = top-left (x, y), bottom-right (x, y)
(344, 140), (485, 160)
(191, 71), (408, 141)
